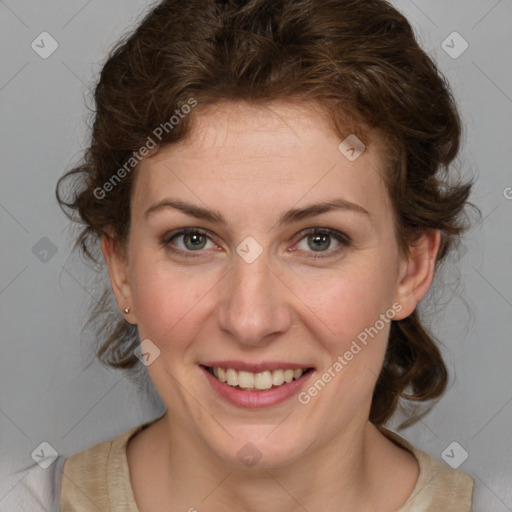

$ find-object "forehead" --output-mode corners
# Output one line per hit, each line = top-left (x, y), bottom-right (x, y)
(132, 101), (391, 221)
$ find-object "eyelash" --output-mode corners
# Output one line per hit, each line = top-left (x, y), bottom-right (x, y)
(161, 227), (351, 260)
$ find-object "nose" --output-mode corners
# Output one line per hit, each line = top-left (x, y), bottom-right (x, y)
(216, 249), (292, 347)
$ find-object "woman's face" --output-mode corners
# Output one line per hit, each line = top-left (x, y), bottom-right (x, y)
(105, 101), (435, 468)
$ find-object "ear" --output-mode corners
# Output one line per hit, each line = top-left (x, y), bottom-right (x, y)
(101, 227), (136, 324)
(393, 229), (441, 321)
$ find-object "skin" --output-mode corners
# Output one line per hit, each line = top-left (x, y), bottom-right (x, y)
(102, 101), (440, 511)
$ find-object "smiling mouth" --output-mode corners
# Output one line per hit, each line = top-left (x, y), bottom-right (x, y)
(203, 365), (314, 391)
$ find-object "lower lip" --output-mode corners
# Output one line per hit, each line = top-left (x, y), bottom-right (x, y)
(201, 366), (315, 408)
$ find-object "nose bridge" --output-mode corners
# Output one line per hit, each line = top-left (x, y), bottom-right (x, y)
(216, 249), (291, 345)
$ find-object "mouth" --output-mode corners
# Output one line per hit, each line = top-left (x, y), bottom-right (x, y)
(201, 365), (315, 392)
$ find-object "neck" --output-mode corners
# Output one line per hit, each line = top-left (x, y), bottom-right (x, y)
(155, 413), (386, 511)
(127, 409), (419, 512)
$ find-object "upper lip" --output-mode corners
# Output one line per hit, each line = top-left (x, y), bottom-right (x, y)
(201, 361), (315, 373)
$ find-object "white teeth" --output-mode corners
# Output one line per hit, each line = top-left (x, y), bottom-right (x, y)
(283, 369), (294, 383)
(209, 366), (307, 390)
(272, 369), (285, 386)
(254, 371), (272, 390)
(226, 368), (238, 386)
(238, 371), (255, 389)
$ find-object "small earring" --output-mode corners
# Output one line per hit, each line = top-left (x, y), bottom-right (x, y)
(123, 307), (130, 314)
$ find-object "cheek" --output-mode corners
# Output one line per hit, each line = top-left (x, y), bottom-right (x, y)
(291, 254), (400, 390)
(294, 265), (397, 419)
(129, 256), (217, 347)
(298, 262), (397, 341)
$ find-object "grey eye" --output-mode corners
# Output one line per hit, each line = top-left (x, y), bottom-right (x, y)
(297, 232), (341, 253)
(306, 232), (332, 251)
(182, 232), (208, 250)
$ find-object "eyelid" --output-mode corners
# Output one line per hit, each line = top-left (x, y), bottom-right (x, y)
(295, 227), (351, 245)
(162, 227), (212, 244)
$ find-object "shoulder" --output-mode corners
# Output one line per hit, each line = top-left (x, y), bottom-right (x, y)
(59, 412), (167, 511)
(60, 425), (142, 512)
(60, 435), (114, 509)
(407, 448), (474, 511)
(380, 428), (474, 512)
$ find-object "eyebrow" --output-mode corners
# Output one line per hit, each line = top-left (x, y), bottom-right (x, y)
(144, 198), (370, 226)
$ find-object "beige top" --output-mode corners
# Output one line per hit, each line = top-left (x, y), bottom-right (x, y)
(60, 415), (474, 511)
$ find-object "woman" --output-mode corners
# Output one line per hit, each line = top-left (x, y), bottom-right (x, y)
(55, 0), (474, 510)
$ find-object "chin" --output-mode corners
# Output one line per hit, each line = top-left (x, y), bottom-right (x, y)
(204, 425), (314, 470)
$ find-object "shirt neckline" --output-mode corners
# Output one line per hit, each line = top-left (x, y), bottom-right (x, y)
(108, 417), (434, 512)
(108, 413), (166, 511)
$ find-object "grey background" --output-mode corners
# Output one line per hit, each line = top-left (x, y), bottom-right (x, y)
(0, 0), (511, 510)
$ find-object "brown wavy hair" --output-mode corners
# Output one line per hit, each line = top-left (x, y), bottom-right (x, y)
(56, 0), (475, 426)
